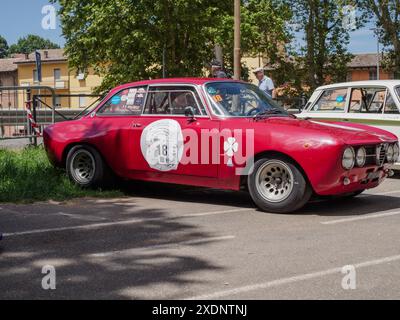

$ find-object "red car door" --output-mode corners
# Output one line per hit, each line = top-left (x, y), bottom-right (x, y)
(127, 85), (220, 180)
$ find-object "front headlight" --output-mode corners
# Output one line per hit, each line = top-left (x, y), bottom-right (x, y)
(356, 147), (367, 167)
(394, 143), (399, 161)
(342, 147), (355, 170)
(387, 144), (395, 163)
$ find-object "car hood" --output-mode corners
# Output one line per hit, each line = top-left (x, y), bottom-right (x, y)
(259, 117), (398, 145)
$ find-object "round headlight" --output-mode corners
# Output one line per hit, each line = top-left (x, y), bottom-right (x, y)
(356, 147), (367, 167)
(394, 144), (399, 162)
(342, 147), (355, 170)
(387, 144), (395, 163)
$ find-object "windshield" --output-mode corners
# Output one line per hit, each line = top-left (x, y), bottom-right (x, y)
(205, 82), (287, 117)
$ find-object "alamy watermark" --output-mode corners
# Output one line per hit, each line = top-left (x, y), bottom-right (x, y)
(41, 265), (56, 290)
(41, 5), (57, 30)
(341, 265), (356, 290)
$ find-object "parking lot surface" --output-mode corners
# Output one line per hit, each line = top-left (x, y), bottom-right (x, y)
(0, 177), (400, 299)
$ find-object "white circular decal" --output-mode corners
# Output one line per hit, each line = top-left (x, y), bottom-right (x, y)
(140, 119), (184, 172)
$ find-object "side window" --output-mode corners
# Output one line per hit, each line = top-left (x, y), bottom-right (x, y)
(98, 86), (147, 115)
(143, 86), (205, 116)
(385, 92), (399, 114)
(349, 87), (386, 114)
(144, 91), (170, 115)
(311, 88), (348, 112)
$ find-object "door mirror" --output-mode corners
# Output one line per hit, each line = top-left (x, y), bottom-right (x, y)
(184, 106), (196, 120)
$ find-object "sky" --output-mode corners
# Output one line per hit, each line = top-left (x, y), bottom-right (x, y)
(0, 0), (379, 54)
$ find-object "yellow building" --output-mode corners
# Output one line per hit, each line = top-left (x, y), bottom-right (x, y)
(15, 49), (103, 109)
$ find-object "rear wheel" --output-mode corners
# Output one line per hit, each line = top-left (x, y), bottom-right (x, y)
(66, 145), (109, 188)
(248, 157), (312, 213)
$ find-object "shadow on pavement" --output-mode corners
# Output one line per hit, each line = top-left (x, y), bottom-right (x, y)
(0, 202), (225, 299)
(119, 180), (400, 218)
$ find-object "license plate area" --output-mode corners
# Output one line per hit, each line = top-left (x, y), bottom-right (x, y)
(367, 171), (381, 180)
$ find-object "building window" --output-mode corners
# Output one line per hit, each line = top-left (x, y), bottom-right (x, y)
(55, 96), (61, 108)
(33, 69), (39, 82)
(369, 69), (377, 80)
(54, 69), (61, 81)
(79, 96), (86, 108)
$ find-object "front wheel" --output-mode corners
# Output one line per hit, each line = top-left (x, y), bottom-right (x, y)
(248, 157), (312, 213)
(66, 145), (109, 188)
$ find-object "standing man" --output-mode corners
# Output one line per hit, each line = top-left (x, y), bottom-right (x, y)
(210, 59), (228, 78)
(253, 67), (275, 98)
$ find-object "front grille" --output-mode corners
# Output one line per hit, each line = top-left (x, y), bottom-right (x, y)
(376, 143), (388, 167)
(364, 145), (379, 166)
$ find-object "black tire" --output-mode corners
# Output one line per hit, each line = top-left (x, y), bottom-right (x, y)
(248, 156), (312, 213)
(66, 145), (109, 188)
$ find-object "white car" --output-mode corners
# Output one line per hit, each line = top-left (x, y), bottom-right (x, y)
(299, 80), (400, 168)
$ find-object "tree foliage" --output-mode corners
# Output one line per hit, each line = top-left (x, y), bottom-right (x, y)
(360, 0), (400, 77)
(287, 0), (356, 92)
(8, 34), (60, 55)
(53, 0), (232, 92)
(212, 0), (293, 82)
(0, 35), (9, 58)
(52, 0), (293, 92)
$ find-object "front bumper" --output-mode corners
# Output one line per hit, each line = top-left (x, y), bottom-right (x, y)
(316, 165), (391, 196)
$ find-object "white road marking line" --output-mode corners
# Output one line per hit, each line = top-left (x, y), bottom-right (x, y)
(3, 208), (252, 237)
(321, 210), (400, 225)
(186, 254), (400, 300)
(56, 212), (108, 222)
(88, 235), (236, 258)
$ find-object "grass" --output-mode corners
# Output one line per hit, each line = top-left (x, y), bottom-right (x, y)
(0, 146), (123, 203)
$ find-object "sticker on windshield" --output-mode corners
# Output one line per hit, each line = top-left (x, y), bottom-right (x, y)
(111, 95), (121, 105)
(214, 95), (223, 102)
(207, 87), (217, 95)
(140, 119), (184, 172)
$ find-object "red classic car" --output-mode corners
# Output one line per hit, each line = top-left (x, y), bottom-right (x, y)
(44, 78), (399, 213)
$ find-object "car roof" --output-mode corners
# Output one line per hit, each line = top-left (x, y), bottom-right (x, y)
(110, 77), (240, 94)
(315, 80), (400, 91)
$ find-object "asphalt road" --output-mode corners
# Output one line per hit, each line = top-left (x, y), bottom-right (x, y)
(0, 177), (400, 300)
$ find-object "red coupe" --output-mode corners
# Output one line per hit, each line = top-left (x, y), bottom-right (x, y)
(44, 78), (399, 213)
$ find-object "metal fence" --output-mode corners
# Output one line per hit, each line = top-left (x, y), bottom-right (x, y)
(0, 86), (102, 146)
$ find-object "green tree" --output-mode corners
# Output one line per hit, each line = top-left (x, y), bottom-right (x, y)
(211, 0), (293, 83)
(8, 34), (60, 54)
(288, 0), (357, 92)
(52, 0), (232, 92)
(360, 0), (400, 77)
(52, 0), (293, 91)
(0, 35), (9, 58)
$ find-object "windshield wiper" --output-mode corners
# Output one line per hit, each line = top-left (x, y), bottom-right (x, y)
(253, 109), (284, 120)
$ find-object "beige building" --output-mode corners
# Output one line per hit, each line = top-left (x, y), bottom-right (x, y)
(15, 49), (102, 109)
(347, 53), (395, 81)
(0, 57), (22, 108)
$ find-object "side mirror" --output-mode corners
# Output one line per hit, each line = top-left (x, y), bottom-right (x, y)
(184, 106), (196, 121)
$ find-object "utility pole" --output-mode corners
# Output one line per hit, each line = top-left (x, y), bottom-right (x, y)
(370, 28), (380, 80)
(162, 45), (166, 78)
(234, 0), (241, 80)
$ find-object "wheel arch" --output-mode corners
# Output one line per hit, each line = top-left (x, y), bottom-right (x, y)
(62, 142), (106, 168)
(240, 150), (314, 193)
